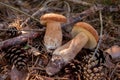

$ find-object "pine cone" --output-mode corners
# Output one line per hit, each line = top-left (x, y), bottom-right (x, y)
(6, 27), (21, 38)
(63, 49), (107, 80)
(3, 45), (28, 71)
(63, 59), (81, 80)
(79, 49), (106, 80)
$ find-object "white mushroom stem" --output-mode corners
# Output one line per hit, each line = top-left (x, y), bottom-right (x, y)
(44, 21), (62, 50)
(53, 32), (88, 63)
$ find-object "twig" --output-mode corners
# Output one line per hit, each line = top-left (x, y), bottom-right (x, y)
(62, 4), (120, 32)
(91, 10), (103, 59)
(0, 28), (45, 32)
(0, 32), (41, 50)
(62, 4), (104, 32)
(42, 0), (58, 7)
(0, 2), (40, 22)
(68, 0), (92, 6)
(0, 1), (64, 28)
(109, 62), (120, 79)
(64, 1), (71, 23)
(20, 7), (63, 27)
(53, 77), (68, 80)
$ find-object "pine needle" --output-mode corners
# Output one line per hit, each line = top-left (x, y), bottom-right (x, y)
(0, 28), (45, 32)
(0, 2), (40, 22)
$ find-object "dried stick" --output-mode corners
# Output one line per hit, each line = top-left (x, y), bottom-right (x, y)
(0, 32), (41, 50)
(0, 2), (63, 28)
(0, 2), (40, 22)
(62, 4), (120, 31)
(90, 10), (103, 61)
(62, 4), (104, 29)
(20, 7), (64, 27)
(68, 0), (92, 6)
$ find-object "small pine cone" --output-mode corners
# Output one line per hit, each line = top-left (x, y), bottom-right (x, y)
(77, 49), (106, 80)
(6, 27), (21, 38)
(63, 59), (82, 80)
(3, 45), (28, 71)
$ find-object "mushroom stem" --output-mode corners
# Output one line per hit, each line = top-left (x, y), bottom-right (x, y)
(46, 32), (88, 76)
(54, 32), (88, 62)
(44, 22), (62, 50)
(66, 32), (88, 61)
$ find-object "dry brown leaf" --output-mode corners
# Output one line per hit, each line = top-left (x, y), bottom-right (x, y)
(105, 45), (120, 59)
(10, 66), (28, 80)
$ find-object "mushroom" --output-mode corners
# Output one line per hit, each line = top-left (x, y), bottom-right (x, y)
(40, 13), (67, 51)
(46, 22), (99, 76)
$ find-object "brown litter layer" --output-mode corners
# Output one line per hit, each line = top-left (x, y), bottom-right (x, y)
(0, 0), (120, 80)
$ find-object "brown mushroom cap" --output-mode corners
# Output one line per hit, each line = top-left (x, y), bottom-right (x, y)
(40, 13), (67, 25)
(71, 22), (99, 49)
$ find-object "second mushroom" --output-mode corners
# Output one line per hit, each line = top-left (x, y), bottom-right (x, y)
(46, 22), (99, 76)
(40, 13), (67, 51)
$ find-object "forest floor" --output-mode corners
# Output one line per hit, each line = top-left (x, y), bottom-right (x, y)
(0, 0), (120, 80)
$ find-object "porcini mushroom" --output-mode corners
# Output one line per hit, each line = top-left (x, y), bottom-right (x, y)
(40, 13), (67, 50)
(46, 22), (99, 76)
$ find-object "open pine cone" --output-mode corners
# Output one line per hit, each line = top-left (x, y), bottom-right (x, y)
(62, 49), (107, 80)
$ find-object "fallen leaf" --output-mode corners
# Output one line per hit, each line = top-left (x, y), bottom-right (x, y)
(105, 45), (120, 59)
(10, 66), (28, 80)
